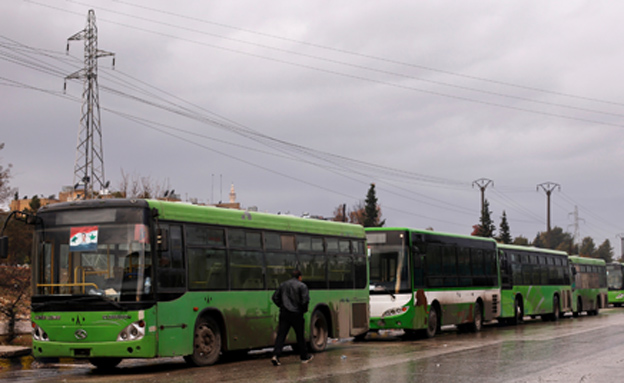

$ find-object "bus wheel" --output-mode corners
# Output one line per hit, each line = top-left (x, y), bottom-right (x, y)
(89, 357), (121, 370)
(573, 298), (582, 317)
(309, 310), (328, 352)
(552, 296), (560, 322)
(424, 306), (439, 338)
(592, 297), (600, 315)
(470, 302), (483, 332)
(512, 299), (523, 325)
(184, 316), (222, 366)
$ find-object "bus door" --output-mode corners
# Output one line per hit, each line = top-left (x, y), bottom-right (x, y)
(156, 225), (189, 357)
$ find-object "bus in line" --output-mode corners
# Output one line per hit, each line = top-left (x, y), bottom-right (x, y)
(366, 228), (500, 338)
(497, 244), (572, 323)
(569, 256), (607, 316)
(606, 262), (624, 306)
(7, 199), (369, 369)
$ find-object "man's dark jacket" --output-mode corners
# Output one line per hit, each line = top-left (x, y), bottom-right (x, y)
(272, 277), (310, 314)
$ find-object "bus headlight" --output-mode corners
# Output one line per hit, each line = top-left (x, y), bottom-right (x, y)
(32, 323), (49, 341)
(117, 320), (146, 341)
(382, 306), (408, 317)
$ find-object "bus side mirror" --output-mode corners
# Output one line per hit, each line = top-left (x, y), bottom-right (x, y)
(157, 229), (169, 252)
(0, 236), (8, 259)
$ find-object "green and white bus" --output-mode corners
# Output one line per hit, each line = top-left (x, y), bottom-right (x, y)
(18, 199), (368, 368)
(569, 256), (607, 316)
(606, 262), (624, 306)
(498, 244), (572, 323)
(366, 228), (500, 338)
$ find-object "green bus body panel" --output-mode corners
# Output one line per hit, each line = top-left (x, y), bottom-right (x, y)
(146, 200), (365, 238)
(156, 289), (368, 355)
(500, 286), (571, 317)
(32, 309), (157, 359)
(609, 290), (624, 304)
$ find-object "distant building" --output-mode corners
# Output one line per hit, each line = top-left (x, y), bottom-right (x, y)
(9, 184), (243, 212)
(9, 196), (59, 212)
(213, 183), (241, 210)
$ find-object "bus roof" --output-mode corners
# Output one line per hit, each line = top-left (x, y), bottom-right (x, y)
(39, 199), (365, 238)
(365, 227), (498, 244)
(146, 200), (365, 238)
(497, 243), (569, 257)
(568, 255), (606, 266)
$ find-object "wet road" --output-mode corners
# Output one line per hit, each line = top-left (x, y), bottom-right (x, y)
(3, 309), (624, 382)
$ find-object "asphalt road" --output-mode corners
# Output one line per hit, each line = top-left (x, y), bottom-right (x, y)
(2, 309), (624, 382)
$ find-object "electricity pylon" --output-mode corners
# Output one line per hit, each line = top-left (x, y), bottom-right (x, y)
(65, 9), (115, 199)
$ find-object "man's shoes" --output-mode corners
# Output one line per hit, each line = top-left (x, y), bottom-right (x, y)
(301, 354), (314, 364)
(271, 355), (281, 366)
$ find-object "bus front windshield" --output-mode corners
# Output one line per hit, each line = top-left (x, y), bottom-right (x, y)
(367, 231), (411, 294)
(607, 264), (624, 291)
(33, 208), (153, 303)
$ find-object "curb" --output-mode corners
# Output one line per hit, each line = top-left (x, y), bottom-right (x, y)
(0, 346), (31, 359)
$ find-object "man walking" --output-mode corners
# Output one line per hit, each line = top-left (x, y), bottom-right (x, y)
(271, 270), (314, 366)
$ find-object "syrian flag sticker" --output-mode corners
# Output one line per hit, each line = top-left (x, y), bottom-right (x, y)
(69, 226), (99, 251)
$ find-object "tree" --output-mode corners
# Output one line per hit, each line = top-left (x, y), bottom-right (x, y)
(332, 204), (348, 223)
(28, 195), (41, 213)
(579, 236), (596, 257)
(513, 235), (530, 246)
(0, 143), (13, 204)
(117, 169), (171, 199)
(594, 239), (614, 263)
(362, 183), (385, 228)
(0, 264), (31, 344)
(497, 210), (512, 244)
(473, 199), (495, 238)
(533, 227), (576, 252)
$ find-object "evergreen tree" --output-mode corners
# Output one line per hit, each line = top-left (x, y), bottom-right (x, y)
(497, 210), (512, 244)
(595, 239), (614, 263)
(363, 183), (385, 227)
(28, 195), (41, 213)
(579, 236), (596, 257)
(474, 199), (495, 238)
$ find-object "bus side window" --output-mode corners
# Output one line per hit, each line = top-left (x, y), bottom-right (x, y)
(158, 225), (186, 289)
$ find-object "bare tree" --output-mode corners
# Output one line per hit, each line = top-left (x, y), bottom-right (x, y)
(0, 143), (14, 204)
(0, 265), (30, 344)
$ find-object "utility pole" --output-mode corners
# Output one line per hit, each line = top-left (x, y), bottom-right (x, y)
(472, 178), (493, 212)
(617, 234), (624, 261)
(65, 9), (115, 199)
(537, 182), (560, 232)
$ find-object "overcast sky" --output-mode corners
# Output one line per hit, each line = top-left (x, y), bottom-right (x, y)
(2, 0), (623, 253)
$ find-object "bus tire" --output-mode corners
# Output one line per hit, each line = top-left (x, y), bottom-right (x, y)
(424, 306), (439, 338)
(592, 297), (600, 315)
(573, 297), (582, 317)
(309, 310), (328, 352)
(470, 301), (483, 332)
(512, 298), (523, 325)
(552, 295), (560, 322)
(89, 357), (121, 370)
(184, 316), (222, 367)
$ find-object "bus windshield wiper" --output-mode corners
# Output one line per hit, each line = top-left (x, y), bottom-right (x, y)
(374, 284), (396, 299)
